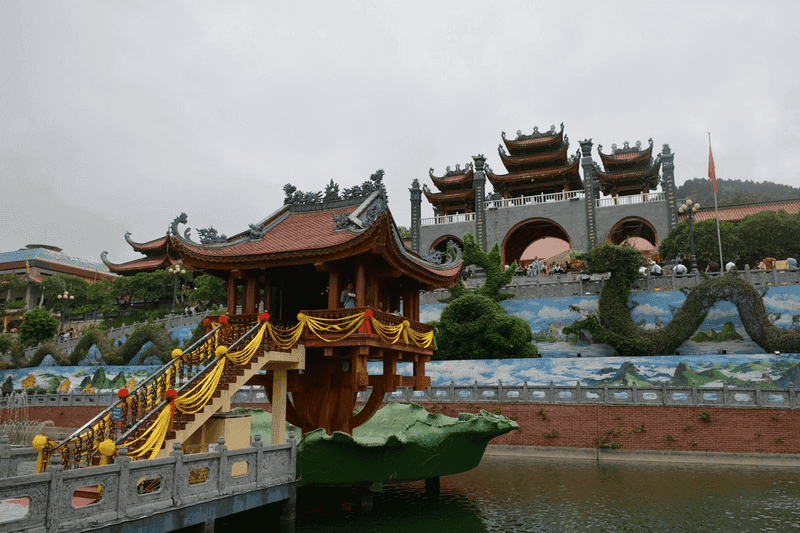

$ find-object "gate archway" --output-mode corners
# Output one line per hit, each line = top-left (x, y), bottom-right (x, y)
(501, 218), (572, 266)
(429, 234), (464, 257)
(607, 217), (658, 249)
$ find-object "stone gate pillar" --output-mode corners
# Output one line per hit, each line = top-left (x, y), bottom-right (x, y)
(472, 154), (488, 252)
(661, 144), (679, 230)
(409, 179), (422, 253)
(579, 139), (599, 249)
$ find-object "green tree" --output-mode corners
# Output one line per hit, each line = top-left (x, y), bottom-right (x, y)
(0, 334), (12, 354)
(192, 274), (226, 309)
(735, 210), (800, 266)
(449, 233), (517, 302)
(40, 274), (90, 311)
(433, 294), (537, 360)
(18, 306), (59, 347)
(396, 225), (411, 239)
(659, 219), (740, 268)
(0, 273), (26, 306)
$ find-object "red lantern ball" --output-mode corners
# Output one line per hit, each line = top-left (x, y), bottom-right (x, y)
(165, 389), (178, 401)
(218, 316), (228, 324)
(258, 312), (270, 322)
(117, 388), (129, 399)
(203, 318), (211, 327)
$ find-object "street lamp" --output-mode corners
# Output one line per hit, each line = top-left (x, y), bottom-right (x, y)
(168, 264), (186, 314)
(678, 198), (701, 273)
(57, 290), (75, 335)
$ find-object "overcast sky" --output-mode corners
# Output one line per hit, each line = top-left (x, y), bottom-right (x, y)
(2, 1), (799, 266)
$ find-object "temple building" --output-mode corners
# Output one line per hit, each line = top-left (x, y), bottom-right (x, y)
(424, 162), (475, 217)
(413, 123), (680, 264)
(105, 172), (462, 435)
(489, 123), (582, 199)
(0, 245), (114, 331)
(595, 139), (662, 199)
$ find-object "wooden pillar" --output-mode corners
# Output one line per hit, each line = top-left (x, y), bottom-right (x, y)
(271, 369), (287, 445)
(328, 271), (340, 310)
(371, 278), (380, 308)
(402, 287), (416, 320)
(244, 274), (259, 314)
(226, 276), (237, 315)
(355, 261), (366, 307)
(262, 274), (271, 314)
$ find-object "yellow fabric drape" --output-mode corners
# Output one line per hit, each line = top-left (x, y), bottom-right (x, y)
(122, 405), (173, 460)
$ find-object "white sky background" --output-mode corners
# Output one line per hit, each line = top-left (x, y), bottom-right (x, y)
(1, 1), (799, 265)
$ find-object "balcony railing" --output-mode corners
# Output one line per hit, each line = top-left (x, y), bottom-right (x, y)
(595, 191), (665, 208)
(420, 212), (475, 227)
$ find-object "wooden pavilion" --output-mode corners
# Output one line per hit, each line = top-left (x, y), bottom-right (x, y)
(104, 173), (462, 435)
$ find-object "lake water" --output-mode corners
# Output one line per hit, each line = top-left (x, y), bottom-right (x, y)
(278, 454), (800, 533)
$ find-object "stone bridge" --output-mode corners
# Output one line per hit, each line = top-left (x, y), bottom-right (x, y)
(0, 434), (298, 533)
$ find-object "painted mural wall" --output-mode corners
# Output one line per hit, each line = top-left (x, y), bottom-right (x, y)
(3, 287), (800, 394)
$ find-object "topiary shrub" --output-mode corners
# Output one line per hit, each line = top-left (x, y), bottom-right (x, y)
(433, 293), (538, 359)
(564, 243), (800, 355)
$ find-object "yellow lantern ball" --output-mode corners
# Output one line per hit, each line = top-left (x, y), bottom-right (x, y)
(98, 439), (116, 457)
(171, 348), (183, 359)
(32, 434), (49, 450)
(215, 346), (228, 357)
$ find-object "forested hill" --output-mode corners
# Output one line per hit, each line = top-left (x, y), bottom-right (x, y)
(676, 178), (800, 207)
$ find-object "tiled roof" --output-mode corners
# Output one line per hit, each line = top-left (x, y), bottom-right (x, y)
(175, 206), (360, 258)
(0, 248), (110, 274)
(681, 201), (800, 223)
(104, 255), (179, 273)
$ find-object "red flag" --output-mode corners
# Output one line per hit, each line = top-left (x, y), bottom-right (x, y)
(708, 145), (718, 195)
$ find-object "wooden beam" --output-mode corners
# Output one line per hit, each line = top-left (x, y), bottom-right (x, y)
(355, 260), (366, 307)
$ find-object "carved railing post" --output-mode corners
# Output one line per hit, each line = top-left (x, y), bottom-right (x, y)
(116, 447), (130, 519)
(288, 432), (298, 482)
(171, 442), (184, 507)
(0, 435), (9, 478)
(216, 437), (227, 495)
(46, 455), (64, 533)
(253, 434), (264, 487)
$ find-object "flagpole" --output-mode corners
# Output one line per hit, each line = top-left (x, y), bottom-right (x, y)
(709, 133), (724, 269)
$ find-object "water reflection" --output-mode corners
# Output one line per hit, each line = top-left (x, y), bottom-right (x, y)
(245, 454), (800, 532)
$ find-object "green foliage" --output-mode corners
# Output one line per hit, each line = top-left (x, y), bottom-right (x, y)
(18, 307), (59, 347)
(27, 342), (69, 367)
(0, 273), (25, 304)
(564, 244), (800, 356)
(396, 225), (411, 239)
(461, 233), (517, 302)
(0, 334), (12, 353)
(105, 323), (178, 365)
(432, 294), (537, 360)
(659, 210), (800, 268)
(192, 274), (226, 308)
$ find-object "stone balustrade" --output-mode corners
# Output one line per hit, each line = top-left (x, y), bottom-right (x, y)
(421, 266), (800, 303)
(0, 434), (298, 533)
(222, 382), (800, 409)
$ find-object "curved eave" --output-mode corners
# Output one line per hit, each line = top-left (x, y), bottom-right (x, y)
(125, 233), (170, 253)
(502, 128), (564, 155)
(103, 254), (180, 274)
(598, 144), (653, 168)
(429, 169), (473, 189)
(424, 188), (475, 204)
(596, 160), (662, 184)
(379, 220), (462, 289)
(486, 158), (581, 185)
(499, 142), (569, 172)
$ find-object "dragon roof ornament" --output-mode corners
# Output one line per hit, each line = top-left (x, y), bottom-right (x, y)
(502, 122), (563, 141)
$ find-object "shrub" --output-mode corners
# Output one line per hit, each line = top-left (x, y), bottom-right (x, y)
(18, 307), (59, 347)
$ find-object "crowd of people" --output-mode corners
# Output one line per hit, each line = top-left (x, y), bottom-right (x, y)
(637, 256), (799, 277)
(518, 258), (575, 277)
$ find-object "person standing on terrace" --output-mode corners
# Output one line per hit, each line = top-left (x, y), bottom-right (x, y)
(340, 282), (356, 308)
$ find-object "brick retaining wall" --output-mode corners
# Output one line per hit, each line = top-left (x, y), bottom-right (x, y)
(19, 402), (800, 455)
